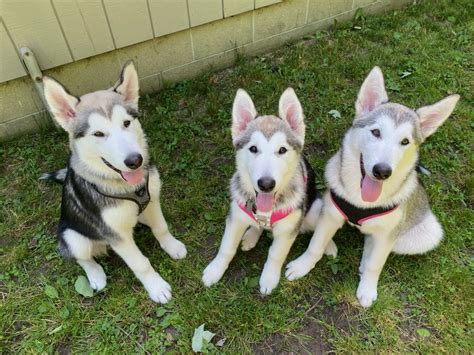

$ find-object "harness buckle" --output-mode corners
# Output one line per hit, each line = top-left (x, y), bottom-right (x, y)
(254, 214), (271, 228)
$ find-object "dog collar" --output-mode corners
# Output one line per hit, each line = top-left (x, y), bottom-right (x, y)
(330, 189), (398, 226)
(93, 174), (150, 214)
(238, 200), (293, 229)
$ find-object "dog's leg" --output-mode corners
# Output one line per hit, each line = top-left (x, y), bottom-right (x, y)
(356, 233), (396, 308)
(139, 168), (187, 260)
(202, 214), (248, 287)
(359, 235), (374, 274)
(259, 230), (298, 295)
(140, 200), (187, 260)
(62, 230), (107, 291)
(241, 226), (263, 251)
(110, 237), (171, 303)
(285, 211), (343, 281)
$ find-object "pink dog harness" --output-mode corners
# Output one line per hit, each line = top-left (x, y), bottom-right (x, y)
(237, 175), (308, 229)
(238, 201), (293, 229)
(330, 189), (398, 226)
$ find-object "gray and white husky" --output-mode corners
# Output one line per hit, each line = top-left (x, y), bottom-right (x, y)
(202, 88), (337, 295)
(285, 66), (459, 307)
(41, 61), (187, 303)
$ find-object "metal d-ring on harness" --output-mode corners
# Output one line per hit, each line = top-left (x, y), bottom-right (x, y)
(92, 174), (151, 214)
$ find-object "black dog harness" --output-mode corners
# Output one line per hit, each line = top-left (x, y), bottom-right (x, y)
(330, 190), (398, 226)
(93, 175), (150, 214)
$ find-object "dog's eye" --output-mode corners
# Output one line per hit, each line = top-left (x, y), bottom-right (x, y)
(371, 129), (381, 138)
(249, 146), (258, 153)
(93, 131), (105, 137)
(401, 138), (410, 146)
(278, 147), (287, 154)
(123, 120), (131, 128)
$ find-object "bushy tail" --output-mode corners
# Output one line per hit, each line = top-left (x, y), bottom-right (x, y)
(39, 168), (67, 184)
(392, 211), (443, 255)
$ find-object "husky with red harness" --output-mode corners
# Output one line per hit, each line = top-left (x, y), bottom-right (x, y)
(202, 88), (337, 295)
(285, 66), (460, 307)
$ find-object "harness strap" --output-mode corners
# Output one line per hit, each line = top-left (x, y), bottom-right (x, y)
(237, 202), (293, 228)
(93, 175), (151, 214)
(330, 189), (398, 226)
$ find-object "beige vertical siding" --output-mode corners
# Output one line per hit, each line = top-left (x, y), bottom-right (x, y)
(0, 20), (26, 82)
(149, 0), (190, 37)
(187, 0), (223, 27)
(52, 0), (115, 60)
(103, 0), (153, 48)
(0, 0), (284, 84)
(1, 0), (72, 72)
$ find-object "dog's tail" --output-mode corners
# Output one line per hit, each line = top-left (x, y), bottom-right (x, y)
(39, 168), (67, 184)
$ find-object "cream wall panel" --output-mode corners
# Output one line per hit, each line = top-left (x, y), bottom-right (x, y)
(149, 0), (189, 37)
(53, 0), (114, 60)
(188, 0), (223, 27)
(224, 0), (254, 17)
(1, 0), (72, 70)
(103, 0), (153, 48)
(307, 0), (353, 23)
(255, 0), (282, 9)
(0, 21), (26, 82)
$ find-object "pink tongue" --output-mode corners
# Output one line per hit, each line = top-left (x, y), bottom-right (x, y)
(361, 175), (383, 202)
(121, 169), (144, 185)
(256, 193), (274, 212)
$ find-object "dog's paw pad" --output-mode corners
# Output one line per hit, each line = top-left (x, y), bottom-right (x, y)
(87, 270), (107, 291)
(202, 260), (226, 287)
(241, 236), (258, 251)
(356, 284), (377, 308)
(259, 272), (279, 295)
(145, 273), (172, 304)
(161, 237), (187, 260)
(285, 254), (315, 281)
(324, 240), (338, 258)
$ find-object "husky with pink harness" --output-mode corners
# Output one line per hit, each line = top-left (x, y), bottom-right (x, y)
(285, 66), (460, 307)
(202, 88), (336, 295)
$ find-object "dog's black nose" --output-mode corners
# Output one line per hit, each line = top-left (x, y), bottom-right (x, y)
(257, 177), (276, 192)
(372, 163), (392, 180)
(124, 153), (143, 170)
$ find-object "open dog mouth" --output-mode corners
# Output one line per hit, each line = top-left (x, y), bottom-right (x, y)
(101, 158), (144, 185)
(254, 191), (277, 212)
(360, 154), (383, 203)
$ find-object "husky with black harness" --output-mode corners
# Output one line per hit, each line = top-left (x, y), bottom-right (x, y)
(202, 88), (337, 295)
(40, 61), (187, 303)
(285, 66), (460, 307)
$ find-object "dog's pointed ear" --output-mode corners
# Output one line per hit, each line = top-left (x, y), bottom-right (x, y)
(43, 76), (80, 131)
(232, 89), (257, 140)
(355, 66), (388, 117)
(279, 87), (305, 142)
(114, 61), (139, 107)
(416, 94), (460, 139)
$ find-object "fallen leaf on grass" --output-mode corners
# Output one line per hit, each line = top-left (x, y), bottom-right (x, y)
(192, 324), (215, 353)
(74, 276), (94, 297)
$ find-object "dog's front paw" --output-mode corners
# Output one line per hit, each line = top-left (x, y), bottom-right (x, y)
(259, 268), (280, 295)
(356, 280), (378, 308)
(324, 240), (338, 258)
(87, 270), (107, 291)
(285, 253), (316, 281)
(160, 235), (187, 260)
(202, 259), (226, 287)
(241, 229), (260, 251)
(144, 272), (172, 304)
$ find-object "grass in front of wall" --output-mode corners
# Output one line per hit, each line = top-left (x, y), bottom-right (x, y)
(1, 0), (473, 352)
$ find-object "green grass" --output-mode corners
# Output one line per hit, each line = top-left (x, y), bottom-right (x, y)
(1, 0), (473, 352)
